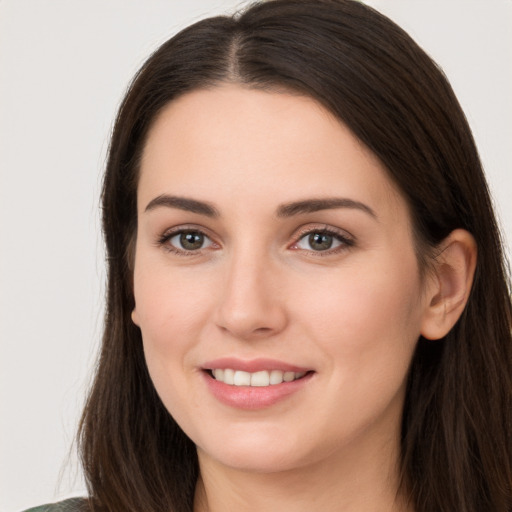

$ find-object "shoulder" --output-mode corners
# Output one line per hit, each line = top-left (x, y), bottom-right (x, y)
(22, 498), (89, 512)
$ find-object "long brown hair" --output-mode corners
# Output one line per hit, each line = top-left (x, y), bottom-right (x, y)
(78, 1), (512, 511)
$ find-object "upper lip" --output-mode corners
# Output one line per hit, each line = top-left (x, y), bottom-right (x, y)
(202, 357), (312, 373)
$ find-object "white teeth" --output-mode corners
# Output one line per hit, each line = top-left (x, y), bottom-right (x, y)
(269, 370), (284, 385)
(213, 369), (224, 381)
(251, 370), (270, 387)
(210, 369), (308, 387)
(223, 368), (235, 385)
(233, 370), (251, 386)
(283, 371), (295, 382)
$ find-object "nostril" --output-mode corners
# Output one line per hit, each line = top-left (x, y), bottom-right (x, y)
(253, 327), (273, 334)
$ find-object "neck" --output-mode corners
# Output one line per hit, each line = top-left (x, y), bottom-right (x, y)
(193, 430), (412, 512)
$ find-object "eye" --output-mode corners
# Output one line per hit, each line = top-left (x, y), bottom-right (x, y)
(159, 229), (215, 254)
(293, 228), (353, 253)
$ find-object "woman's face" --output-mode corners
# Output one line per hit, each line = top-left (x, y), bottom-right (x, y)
(132, 85), (431, 474)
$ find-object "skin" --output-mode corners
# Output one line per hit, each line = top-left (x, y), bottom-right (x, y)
(131, 85), (475, 512)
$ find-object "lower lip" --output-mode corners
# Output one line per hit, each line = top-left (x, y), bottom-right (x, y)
(202, 371), (314, 410)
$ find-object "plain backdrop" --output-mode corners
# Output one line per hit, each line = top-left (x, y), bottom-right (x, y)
(1, 1), (511, 511)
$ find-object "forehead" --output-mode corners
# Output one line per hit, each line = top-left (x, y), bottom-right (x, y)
(138, 84), (405, 221)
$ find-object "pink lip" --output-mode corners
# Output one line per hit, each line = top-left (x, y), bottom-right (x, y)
(202, 357), (310, 373)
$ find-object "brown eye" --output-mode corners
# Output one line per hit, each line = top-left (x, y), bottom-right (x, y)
(180, 232), (204, 250)
(168, 230), (212, 252)
(294, 229), (352, 253)
(308, 233), (334, 251)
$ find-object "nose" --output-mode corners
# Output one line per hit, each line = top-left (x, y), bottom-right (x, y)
(214, 250), (288, 340)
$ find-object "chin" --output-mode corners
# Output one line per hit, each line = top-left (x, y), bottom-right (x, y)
(205, 447), (304, 474)
(195, 426), (319, 474)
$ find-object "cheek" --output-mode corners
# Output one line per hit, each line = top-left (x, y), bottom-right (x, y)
(293, 253), (423, 375)
(133, 258), (213, 339)
(133, 264), (194, 374)
(132, 260), (222, 409)
(133, 271), (204, 420)
(287, 258), (423, 446)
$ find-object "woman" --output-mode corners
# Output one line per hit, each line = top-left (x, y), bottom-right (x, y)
(25, 0), (512, 511)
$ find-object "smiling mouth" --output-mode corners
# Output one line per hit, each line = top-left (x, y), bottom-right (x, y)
(206, 369), (312, 387)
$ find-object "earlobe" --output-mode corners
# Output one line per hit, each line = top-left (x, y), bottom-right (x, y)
(420, 229), (477, 340)
(131, 308), (140, 327)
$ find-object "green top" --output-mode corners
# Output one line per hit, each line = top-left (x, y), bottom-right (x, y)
(23, 498), (88, 512)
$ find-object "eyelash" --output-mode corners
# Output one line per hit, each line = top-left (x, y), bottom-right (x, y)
(156, 226), (217, 256)
(156, 225), (355, 257)
(290, 226), (355, 256)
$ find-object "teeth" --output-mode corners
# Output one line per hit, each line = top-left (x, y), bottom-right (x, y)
(269, 369), (284, 385)
(283, 371), (295, 382)
(251, 370), (269, 387)
(210, 369), (307, 387)
(223, 368), (235, 385)
(233, 370), (251, 386)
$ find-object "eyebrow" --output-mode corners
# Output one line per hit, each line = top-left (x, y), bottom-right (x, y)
(144, 194), (219, 217)
(276, 198), (377, 219)
(144, 194), (376, 220)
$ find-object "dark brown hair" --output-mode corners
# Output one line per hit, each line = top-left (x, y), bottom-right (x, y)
(78, 1), (512, 511)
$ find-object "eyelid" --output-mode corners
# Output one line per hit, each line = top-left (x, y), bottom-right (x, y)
(155, 223), (354, 256)
(156, 224), (220, 255)
(289, 224), (355, 253)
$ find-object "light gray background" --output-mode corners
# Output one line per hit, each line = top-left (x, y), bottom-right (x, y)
(1, 1), (511, 511)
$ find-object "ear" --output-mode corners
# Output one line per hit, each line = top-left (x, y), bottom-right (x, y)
(421, 229), (477, 340)
(131, 307), (140, 327)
